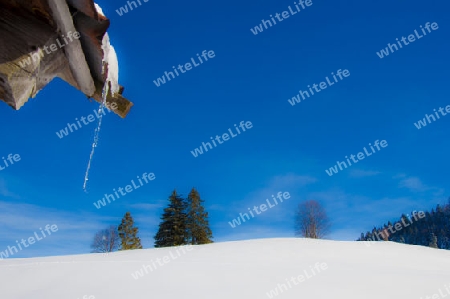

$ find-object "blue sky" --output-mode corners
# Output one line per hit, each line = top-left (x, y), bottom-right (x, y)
(0, 0), (449, 258)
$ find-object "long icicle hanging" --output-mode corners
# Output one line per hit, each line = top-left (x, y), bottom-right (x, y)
(83, 81), (109, 192)
(81, 13), (119, 191)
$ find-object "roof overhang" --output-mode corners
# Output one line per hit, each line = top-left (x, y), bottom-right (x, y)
(0, 0), (132, 117)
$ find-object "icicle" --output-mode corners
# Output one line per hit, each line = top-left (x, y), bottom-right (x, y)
(82, 4), (120, 191)
(82, 81), (109, 192)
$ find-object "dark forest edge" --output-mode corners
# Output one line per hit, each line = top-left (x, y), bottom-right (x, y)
(357, 198), (450, 249)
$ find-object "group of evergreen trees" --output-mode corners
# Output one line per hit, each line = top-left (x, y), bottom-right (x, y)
(154, 188), (213, 247)
(357, 200), (450, 250)
(93, 186), (449, 252)
(91, 188), (212, 253)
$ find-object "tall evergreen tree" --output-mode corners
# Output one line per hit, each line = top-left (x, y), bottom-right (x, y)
(186, 188), (213, 245)
(118, 212), (142, 250)
(154, 190), (188, 248)
(429, 233), (438, 248)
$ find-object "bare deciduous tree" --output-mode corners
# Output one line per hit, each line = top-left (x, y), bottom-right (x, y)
(295, 200), (330, 239)
(91, 225), (120, 253)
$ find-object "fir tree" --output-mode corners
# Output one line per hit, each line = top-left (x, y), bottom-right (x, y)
(154, 190), (188, 248)
(118, 212), (143, 250)
(429, 233), (438, 248)
(186, 188), (213, 245)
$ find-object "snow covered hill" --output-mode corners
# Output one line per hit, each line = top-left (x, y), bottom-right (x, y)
(1, 238), (450, 299)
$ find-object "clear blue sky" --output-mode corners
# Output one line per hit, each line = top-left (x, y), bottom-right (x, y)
(1, 0), (449, 258)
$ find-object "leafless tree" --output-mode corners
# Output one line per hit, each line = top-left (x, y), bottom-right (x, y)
(91, 225), (120, 253)
(295, 200), (330, 239)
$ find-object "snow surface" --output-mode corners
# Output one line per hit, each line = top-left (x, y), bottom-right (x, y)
(1, 238), (450, 299)
(100, 34), (120, 95)
(93, 3), (104, 15)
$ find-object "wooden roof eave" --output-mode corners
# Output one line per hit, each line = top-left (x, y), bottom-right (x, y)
(0, 0), (133, 118)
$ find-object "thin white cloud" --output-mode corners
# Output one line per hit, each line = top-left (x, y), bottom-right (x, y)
(396, 176), (445, 196)
(0, 201), (122, 258)
(398, 176), (429, 192)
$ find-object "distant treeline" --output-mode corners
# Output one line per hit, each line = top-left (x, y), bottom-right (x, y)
(358, 199), (450, 249)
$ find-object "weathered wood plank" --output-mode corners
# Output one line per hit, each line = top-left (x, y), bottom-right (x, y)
(47, 0), (95, 96)
(0, 6), (71, 109)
